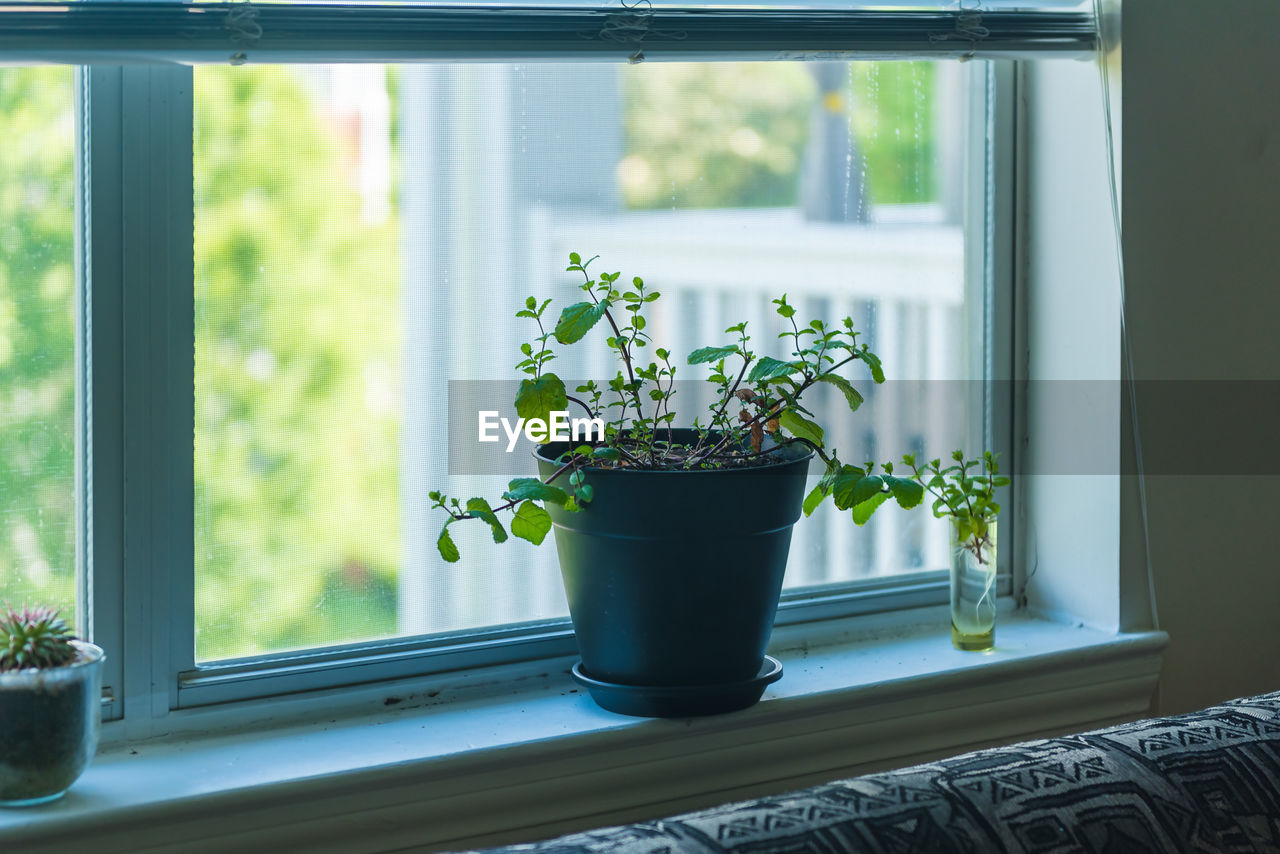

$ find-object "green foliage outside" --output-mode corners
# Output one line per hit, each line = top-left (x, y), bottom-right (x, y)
(621, 61), (937, 210)
(619, 63), (814, 210)
(0, 66), (404, 660)
(848, 62), (938, 206)
(0, 60), (939, 660)
(193, 67), (401, 659)
(0, 68), (77, 624)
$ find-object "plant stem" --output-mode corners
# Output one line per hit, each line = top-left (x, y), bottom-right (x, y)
(689, 353), (752, 461)
(734, 436), (829, 463)
(452, 456), (579, 519)
(574, 264), (647, 428)
(567, 395), (598, 419)
(907, 459), (990, 565)
(691, 352), (861, 466)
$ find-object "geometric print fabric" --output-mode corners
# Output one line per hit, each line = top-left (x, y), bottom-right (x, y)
(465, 691), (1280, 854)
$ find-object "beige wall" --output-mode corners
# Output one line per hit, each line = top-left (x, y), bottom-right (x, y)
(1122, 0), (1280, 712)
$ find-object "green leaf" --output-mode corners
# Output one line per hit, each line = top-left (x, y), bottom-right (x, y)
(832, 471), (884, 510)
(554, 301), (608, 344)
(778, 409), (824, 448)
(466, 498), (508, 544)
(851, 491), (890, 525)
(591, 447), (621, 461)
(829, 468), (860, 509)
(576, 484), (594, 503)
(818, 373), (864, 413)
(747, 356), (799, 383)
(802, 482), (829, 517)
(860, 349), (885, 383)
(437, 525), (460, 563)
(688, 345), (739, 365)
(514, 374), (568, 427)
(510, 501), (553, 546)
(884, 476), (925, 510)
(502, 478), (569, 506)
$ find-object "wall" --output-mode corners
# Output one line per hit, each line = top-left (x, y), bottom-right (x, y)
(1022, 0), (1280, 714)
(1122, 0), (1280, 712)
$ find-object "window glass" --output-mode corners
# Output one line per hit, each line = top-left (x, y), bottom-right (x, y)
(194, 66), (402, 660)
(0, 67), (78, 624)
(194, 60), (982, 661)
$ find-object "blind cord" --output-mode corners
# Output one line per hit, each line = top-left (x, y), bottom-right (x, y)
(225, 2), (262, 66)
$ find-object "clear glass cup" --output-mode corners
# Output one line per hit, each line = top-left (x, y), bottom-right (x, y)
(949, 519), (996, 651)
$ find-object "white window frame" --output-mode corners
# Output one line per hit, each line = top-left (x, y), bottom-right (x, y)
(72, 55), (1016, 730)
(0, 11), (1184, 851)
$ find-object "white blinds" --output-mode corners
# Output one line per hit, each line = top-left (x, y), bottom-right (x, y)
(0, 1), (1097, 65)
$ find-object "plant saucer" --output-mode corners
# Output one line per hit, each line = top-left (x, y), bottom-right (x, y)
(570, 656), (783, 718)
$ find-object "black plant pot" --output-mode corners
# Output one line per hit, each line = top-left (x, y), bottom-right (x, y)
(537, 430), (813, 717)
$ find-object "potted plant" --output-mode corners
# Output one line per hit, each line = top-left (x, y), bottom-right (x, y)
(901, 451), (1008, 651)
(431, 253), (943, 716)
(0, 605), (105, 806)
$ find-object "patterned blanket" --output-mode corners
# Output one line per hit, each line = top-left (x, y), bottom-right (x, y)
(469, 691), (1280, 853)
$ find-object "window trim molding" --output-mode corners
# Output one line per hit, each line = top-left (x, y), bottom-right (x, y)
(1, 612), (1167, 853)
(176, 571), (955, 708)
(82, 65), (196, 732)
(79, 66), (126, 722)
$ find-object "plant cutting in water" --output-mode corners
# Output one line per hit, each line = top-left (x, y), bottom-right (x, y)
(900, 450), (1007, 651)
(900, 450), (1008, 562)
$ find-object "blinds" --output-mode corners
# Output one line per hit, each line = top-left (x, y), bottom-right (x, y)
(0, 1), (1096, 65)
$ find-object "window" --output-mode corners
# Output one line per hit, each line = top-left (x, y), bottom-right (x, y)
(190, 59), (998, 669)
(0, 0), (1090, 723)
(0, 67), (78, 626)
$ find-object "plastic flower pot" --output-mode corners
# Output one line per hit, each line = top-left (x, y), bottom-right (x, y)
(537, 430), (812, 717)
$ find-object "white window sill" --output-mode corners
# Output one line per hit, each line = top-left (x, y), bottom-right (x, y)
(0, 606), (1166, 854)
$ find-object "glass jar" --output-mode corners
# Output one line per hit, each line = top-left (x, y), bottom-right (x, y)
(0, 640), (104, 806)
(949, 518), (996, 651)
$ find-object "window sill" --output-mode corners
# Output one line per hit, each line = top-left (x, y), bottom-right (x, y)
(0, 606), (1166, 854)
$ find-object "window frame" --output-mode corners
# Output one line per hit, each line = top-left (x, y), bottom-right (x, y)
(74, 57), (1017, 723)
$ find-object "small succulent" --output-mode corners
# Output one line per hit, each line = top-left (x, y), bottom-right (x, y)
(0, 604), (78, 671)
